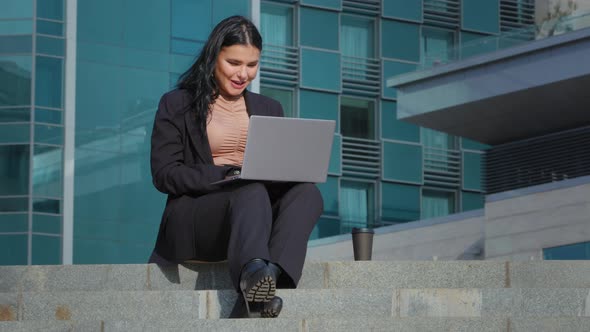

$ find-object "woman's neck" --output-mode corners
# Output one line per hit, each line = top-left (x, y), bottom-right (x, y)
(218, 92), (242, 103)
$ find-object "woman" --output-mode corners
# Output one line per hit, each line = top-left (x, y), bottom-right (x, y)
(149, 15), (323, 318)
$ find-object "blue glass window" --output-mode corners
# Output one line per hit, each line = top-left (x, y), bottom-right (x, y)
(421, 27), (457, 67)
(316, 175), (338, 216)
(300, 48), (341, 91)
(462, 152), (483, 191)
(381, 101), (420, 142)
(310, 216), (341, 240)
(171, 0), (211, 41)
(37, 20), (63, 36)
(35, 56), (63, 108)
(0, 0), (33, 19)
(33, 198), (61, 214)
(37, 0), (64, 20)
(381, 182), (420, 224)
(544, 241), (590, 260)
(381, 19), (420, 61)
(299, 89), (339, 125)
(0, 107), (30, 123)
(382, 141), (422, 183)
(340, 180), (374, 231)
(32, 234), (61, 264)
(422, 127), (457, 149)
(462, 191), (484, 211)
(36, 36), (64, 56)
(422, 189), (456, 219)
(33, 144), (63, 197)
(0, 20), (33, 34)
(0, 56), (32, 107)
(0, 124), (30, 144)
(341, 97), (375, 139)
(0, 35), (32, 53)
(300, 7), (338, 50)
(35, 108), (62, 125)
(260, 87), (294, 117)
(261, 2), (293, 46)
(33, 213), (61, 234)
(0, 214), (28, 232)
(341, 15), (374, 58)
(0, 234), (28, 265)
(0, 197), (29, 212)
(0, 145), (30, 196)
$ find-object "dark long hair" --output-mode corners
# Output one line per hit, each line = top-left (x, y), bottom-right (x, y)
(177, 15), (263, 136)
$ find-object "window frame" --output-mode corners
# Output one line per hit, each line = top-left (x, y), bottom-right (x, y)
(339, 96), (377, 140)
(420, 186), (458, 219)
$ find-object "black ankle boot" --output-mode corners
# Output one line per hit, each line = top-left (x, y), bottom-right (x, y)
(239, 259), (276, 317)
(267, 262), (282, 283)
(261, 296), (283, 318)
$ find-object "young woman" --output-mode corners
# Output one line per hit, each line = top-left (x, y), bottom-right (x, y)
(149, 15), (323, 318)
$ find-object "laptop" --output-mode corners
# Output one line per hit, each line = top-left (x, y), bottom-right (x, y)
(211, 115), (336, 185)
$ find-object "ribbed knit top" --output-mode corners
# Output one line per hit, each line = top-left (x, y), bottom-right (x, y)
(206, 95), (249, 166)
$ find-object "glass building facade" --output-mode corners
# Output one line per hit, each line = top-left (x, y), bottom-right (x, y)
(1, 0), (495, 265)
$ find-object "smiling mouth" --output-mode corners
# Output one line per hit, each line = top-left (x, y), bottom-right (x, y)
(231, 80), (247, 89)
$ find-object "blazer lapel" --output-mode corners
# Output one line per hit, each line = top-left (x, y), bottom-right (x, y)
(244, 90), (267, 117)
(184, 111), (214, 164)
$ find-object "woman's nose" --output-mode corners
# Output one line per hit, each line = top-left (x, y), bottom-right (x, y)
(237, 66), (247, 80)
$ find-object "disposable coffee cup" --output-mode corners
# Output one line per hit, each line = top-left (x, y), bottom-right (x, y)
(351, 227), (375, 261)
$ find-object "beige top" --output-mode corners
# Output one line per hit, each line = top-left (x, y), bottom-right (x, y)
(206, 95), (249, 166)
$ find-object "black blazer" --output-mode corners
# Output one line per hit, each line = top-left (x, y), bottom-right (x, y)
(150, 89), (283, 260)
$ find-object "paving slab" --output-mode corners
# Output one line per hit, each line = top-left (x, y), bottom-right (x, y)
(325, 261), (506, 289)
(305, 317), (508, 332)
(0, 320), (99, 332)
(202, 288), (395, 319)
(0, 266), (26, 293)
(105, 318), (303, 332)
(148, 262), (233, 290)
(397, 288), (590, 318)
(510, 261), (590, 288)
(511, 317), (590, 332)
(21, 290), (201, 321)
(0, 293), (19, 321)
(21, 264), (148, 292)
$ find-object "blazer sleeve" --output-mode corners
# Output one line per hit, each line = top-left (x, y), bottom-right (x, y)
(269, 98), (284, 118)
(150, 93), (229, 196)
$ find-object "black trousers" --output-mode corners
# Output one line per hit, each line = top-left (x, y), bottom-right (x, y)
(151, 182), (323, 290)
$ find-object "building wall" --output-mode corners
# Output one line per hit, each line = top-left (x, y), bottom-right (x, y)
(0, 0), (496, 265)
(0, 0), (66, 265)
(485, 177), (590, 260)
(259, 0), (489, 242)
(307, 211), (485, 261)
(72, 0), (250, 263)
(306, 176), (590, 261)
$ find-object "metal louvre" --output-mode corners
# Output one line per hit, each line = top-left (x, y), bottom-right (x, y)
(342, 0), (380, 15)
(423, 146), (461, 188)
(423, 0), (460, 29)
(260, 44), (299, 87)
(342, 137), (381, 178)
(485, 126), (590, 194)
(500, 0), (535, 32)
(342, 55), (380, 97)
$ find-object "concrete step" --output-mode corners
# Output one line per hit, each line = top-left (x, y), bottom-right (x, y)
(3, 317), (590, 332)
(2, 288), (590, 321)
(2, 261), (590, 293)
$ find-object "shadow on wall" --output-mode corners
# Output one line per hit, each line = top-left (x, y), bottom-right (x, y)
(456, 238), (485, 260)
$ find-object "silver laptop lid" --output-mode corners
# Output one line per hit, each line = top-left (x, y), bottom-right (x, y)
(240, 116), (336, 183)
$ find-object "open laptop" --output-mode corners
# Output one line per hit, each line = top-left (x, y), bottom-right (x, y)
(211, 115), (336, 185)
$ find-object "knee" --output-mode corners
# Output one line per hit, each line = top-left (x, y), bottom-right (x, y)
(230, 182), (269, 206)
(293, 183), (324, 215)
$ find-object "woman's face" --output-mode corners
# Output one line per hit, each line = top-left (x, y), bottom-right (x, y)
(214, 44), (260, 99)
